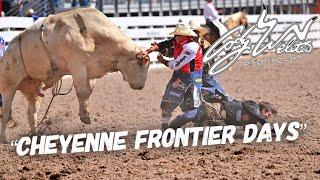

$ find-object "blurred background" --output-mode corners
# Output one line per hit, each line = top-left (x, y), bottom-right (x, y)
(1, 0), (320, 17)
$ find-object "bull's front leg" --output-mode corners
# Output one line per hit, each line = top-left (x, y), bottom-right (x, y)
(70, 65), (94, 124)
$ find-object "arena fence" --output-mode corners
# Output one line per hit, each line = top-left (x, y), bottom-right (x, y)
(73, 0), (318, 16)
(1, 14), (320, 63)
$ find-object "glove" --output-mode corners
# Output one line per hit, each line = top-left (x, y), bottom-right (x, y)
(157, 53), (168, 66)
(147, 42), (159, 53)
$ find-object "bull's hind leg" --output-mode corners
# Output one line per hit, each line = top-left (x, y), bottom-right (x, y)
(69, 65), (95, 124)
(21, 91), (41, 135)
(0, 88), (17, 143)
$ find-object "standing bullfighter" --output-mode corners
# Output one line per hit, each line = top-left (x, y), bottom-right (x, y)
(156, 23), (204, 129)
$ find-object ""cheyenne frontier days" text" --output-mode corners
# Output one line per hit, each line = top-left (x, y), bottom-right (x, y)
(11, 122), (307, 156)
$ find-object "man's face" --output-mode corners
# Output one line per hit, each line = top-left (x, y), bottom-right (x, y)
(174, 35), (183, 41)
(261, 109), (273, 119)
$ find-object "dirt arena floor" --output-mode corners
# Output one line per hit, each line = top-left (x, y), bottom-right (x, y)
(0, 49), (320, 179)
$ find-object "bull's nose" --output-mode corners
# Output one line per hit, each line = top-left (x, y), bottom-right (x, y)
(136, 86), (143, 90)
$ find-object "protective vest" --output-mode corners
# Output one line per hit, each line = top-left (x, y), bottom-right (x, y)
(173, 37), (203, 73)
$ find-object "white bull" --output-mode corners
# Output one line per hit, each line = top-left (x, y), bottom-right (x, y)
(0, 8), (150, 143)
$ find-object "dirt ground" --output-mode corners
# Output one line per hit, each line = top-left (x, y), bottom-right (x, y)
(0, 49), (320, 179)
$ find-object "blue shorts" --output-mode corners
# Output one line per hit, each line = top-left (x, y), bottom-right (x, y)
(162, 70), (202, 111)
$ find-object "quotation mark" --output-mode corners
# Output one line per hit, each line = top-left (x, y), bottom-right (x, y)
(11, 140), (18, 147)
(299, 123), (307, 130)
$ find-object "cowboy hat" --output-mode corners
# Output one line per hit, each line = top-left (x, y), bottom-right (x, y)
(170, 23), (198, 37)
(189, 20), (208, 34)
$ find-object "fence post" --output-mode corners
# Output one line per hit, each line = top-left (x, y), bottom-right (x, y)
(280, 0), (284, 14)
(231, 0), (234, 14)
(97, 0), (103, 12)
(139, 0), (142, 16)
(179, 0), (182, 15)
(306, 0), (311, 14)
(288, 0), (292, 13)
(223, 0), (226, 15)
(188, 0), (191, 15)
(268, 0), (274, 14)
(149, 0), (152, 16)
(127, 0), (130, 16)
(246, 0), (249, 14)
(114, 0), (118, 17)
(169, 0), (172, 15)
(197, 0), (201, 15)
(160, 0), (163, 16)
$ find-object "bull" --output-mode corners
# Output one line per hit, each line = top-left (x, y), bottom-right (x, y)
(0, 8), (150, 143)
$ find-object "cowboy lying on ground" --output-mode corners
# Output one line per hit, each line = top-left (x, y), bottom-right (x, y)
(201, 100), (277, 128)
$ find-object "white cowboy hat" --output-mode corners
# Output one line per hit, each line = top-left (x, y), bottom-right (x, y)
(189, 20), (201, 30)
(189, 20), (208, 35)
(170, 23), (198, 37)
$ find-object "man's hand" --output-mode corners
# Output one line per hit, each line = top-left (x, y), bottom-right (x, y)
(139, 50), (149, 58)
(157, 53), (168, 66)
(147, 42), (159, 53)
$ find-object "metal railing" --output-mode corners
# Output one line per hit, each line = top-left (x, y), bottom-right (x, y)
(3, 0), (318, 17)
(5, 0), (55, 17)
(91, 0), (317, 16)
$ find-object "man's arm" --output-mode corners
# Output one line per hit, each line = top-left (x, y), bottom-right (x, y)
(147, 38), (174, 54)
(167, 42), (198, 70)
(158, 38), (174, 51)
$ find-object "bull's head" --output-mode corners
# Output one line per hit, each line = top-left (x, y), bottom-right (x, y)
(118, 47), (150, 90)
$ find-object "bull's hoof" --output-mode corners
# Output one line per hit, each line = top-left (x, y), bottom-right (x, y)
(80, 116), (91, 124)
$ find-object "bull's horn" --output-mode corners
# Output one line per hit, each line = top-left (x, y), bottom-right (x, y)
(142, 55), (150, 64)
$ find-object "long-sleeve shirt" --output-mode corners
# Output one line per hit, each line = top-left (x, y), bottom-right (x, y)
(203, 2), (220, 21)
(157, 38), (174, 57)
(167, 42), (199, 70)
